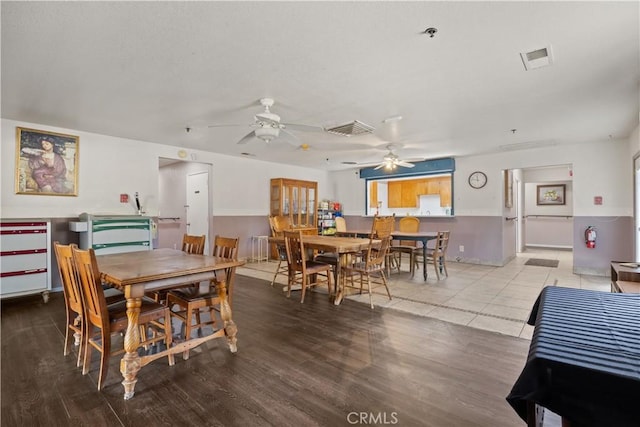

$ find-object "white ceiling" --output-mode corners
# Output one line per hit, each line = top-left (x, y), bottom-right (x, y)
(2, 1), (638, 171)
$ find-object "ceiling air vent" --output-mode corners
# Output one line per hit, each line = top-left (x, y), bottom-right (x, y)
(325, 120), (375, 137)
(520, 45), (554, 71)
(499, 140), (557, 151)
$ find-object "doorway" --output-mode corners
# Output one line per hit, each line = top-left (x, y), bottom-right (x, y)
(515, 164), (573, 253)
(158, 158), (212, 254)
(186, 171), (210, 254)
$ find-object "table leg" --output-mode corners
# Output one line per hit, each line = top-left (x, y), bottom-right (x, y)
(120, 296), (142, 400)
(333, 253), (349, 305)
(215, 278), (238, 353)
(422, 243), (428, 281)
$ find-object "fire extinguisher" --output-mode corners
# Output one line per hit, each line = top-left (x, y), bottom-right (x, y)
(585, 226), (597, 249)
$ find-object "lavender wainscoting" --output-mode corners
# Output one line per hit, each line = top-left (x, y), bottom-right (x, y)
(211, 215), (272, 261)
(343, 215), (507, 267)
(572, 216), (634, 276)
(37, 214), (635, 295)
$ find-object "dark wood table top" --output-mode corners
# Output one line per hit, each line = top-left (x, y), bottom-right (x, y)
(98, 248), (244, 288)
(269, 235), (375, 253)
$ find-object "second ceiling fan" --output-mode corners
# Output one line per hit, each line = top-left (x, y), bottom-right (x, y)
(347, 144), (420, 170)
(374, 144), (418, 170)
(208, 98), (323, 145)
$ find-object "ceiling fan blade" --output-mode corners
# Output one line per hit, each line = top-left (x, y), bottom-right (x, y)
(237, 130), (256, 145)
(279, 128), (302, 146)
(282, 123), (325, 133)
(373, 163), (386, 170)
(396, 161), (416, 168)
(208, 123), (252, 128)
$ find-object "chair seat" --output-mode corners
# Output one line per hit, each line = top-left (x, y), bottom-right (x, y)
(302, 260), (333, 273)
(345, 261), (385, 273)
(107, 298), (171, 331)
(391, 245), (416, 254)
(169, 286), (220, 303)
(104, 287), (125, 305)
(314, 253), (338, 264)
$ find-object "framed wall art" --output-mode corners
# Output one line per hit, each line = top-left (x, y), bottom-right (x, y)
(536, 184), (565, 206)
(15, 127), (79, 196)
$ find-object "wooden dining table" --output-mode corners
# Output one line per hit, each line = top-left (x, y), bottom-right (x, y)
(268, 234), (376, 305)
(97, 248), (245, 400)
(336, 230), (438, 280)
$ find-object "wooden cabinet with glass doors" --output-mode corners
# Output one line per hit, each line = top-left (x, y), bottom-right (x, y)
(270, 178), (318, 231)
(269, 178), (318, 258)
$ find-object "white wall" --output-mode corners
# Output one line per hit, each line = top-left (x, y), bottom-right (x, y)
(1, 119), (332, 218)
(330, 139), (632, 218)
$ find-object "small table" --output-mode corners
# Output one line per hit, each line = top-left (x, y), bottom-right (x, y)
(506, 286), (640, 426)
(98, 249), (245, 400)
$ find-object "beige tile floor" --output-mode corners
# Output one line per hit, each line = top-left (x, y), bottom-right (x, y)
(237, 248), (611, 340)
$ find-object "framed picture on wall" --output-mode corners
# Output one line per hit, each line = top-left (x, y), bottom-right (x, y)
(536, 184), (565, 206)
(15, 127), (79, 196)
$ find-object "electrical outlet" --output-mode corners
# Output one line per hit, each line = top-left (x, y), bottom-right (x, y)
(459, 245), (465, 252)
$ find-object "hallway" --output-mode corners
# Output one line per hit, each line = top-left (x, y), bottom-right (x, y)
(237, 248), (611, 339)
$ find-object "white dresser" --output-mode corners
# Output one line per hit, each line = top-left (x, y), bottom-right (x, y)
(0, 220), (52, 302)
(71, 213), (153, 255)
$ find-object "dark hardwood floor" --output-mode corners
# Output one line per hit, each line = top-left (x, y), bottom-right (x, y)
(1, 275), (531, 426)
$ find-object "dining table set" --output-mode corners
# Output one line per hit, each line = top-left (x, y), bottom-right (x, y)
(268, 229), (438, 305)
(97, 248), (245, 400)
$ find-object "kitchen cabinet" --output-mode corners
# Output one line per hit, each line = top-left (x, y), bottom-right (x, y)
(388, 181), (403, 208)
(0, 220), (51, 302)
(401, 181), (418, 207)
(387, 176), (452, 208)
(369, 181), (378, 208)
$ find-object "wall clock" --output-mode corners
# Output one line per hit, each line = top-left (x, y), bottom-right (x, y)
(468, 171), (487, 189)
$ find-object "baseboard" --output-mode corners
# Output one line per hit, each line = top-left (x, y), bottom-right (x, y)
(525, 244), (573, 250)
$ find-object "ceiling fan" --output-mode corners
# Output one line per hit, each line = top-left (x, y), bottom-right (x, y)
(208, 98), (323, 145)
(344, 144), (419, 170)
(374, 145), (418, 170)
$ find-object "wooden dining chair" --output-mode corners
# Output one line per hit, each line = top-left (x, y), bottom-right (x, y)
(343, 215), (394, 309)
(53, 241), (125, 368)
(335, 216), (347, 233)
(72, 245), (174, 390)
(412, 231), (450, 280)
(167, 235), (239, 359)
(146, 233), (206, 303)
(283, 229), (333, 303)
(390, 216), (421, 271)
(54, 241), (86, 367)
(268, 215), (289, 287)
(371, 214), (398, 276)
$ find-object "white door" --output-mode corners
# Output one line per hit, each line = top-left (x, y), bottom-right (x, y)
(186, 171), (210, 254)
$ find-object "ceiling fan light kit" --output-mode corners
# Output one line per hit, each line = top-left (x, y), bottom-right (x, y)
(207, 97), (323, 146)
(254, 126), (279, 143)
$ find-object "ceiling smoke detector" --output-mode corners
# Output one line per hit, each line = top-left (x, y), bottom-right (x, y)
(520, 45), (554, 71)
(423, 27), (437, 38)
